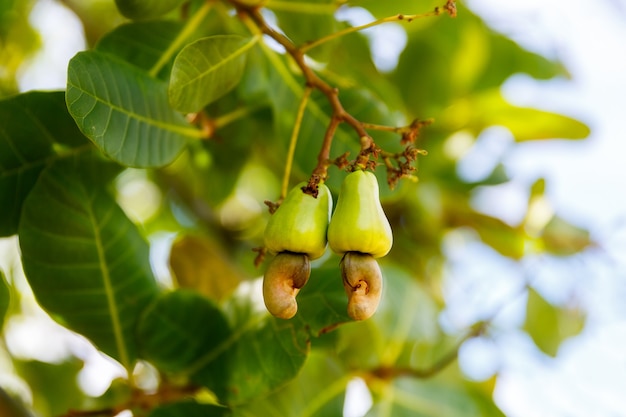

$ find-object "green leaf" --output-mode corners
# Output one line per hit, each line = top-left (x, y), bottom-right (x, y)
(234, 351), (346, 417)
(440, 91), (590, 142)
(66, 50), (200, 167)
(14, 358), (85, 417)
(169, 35), (258, 113)
(524, 288), (586, 357)
(470, 213), (525, 260)
(540, 215), (592, 256)
(169, 235), (242, 301)
(367, 373), (505, 417)
(114, 0), (185, 20)
(148, 401), (231, 417)
(273, 0), (338, 60)
(137, 286), (310, 405)
(137, 289), (232, 374)
(0, 91), (91, 236)
(394, 7), (567, 115)
(0, 271), (10, 329)
(96, 21), (185, 79)
(18, 157), (159, 369)
(192, 289), (310, 405)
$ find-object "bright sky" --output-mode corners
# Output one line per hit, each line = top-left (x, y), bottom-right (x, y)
(7, 0), (626, 416)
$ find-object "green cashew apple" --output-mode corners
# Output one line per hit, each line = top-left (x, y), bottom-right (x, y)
(327, 170), (392, 258)
(341, 252), (382, 320)
(263, 252), (310, 319)
(263, 182), (332, 319)
(264, 182), (332, 260)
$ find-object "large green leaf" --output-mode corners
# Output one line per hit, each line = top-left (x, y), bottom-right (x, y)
(169, 35), (258, 113)
(0, 270), (9, 329)
(193, 311), (309, 406)
(137, 286), (310, 405)
(18, 157), (159, 369)
(66, 50), (200, 167)
(233, 351), (347, 417)
(524, 288), (585, 357)
(114, 0), (185, 20)
(137, 290), (232, 374)
(0, 91), (91, 236)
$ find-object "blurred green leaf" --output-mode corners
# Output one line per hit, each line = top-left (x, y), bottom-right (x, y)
(169, 235), (242, 301)
(447, 201), (525, 259)
(169, 35), (258, 113)
(367, 371), (505, 417)
(114, 0), (185, 20)
(470, 214), (524, 260)
(0, 270), (9, 328)
(149, 401), (230, 417)
(137, 289), (232, 374)
(0, 91), (91, 236)
(66, 50), (198, 167)
(234, 351), (346, 417)
(18, 156), (159, 369)
(441, 91), (590, 141)
(540, 215), (593, 256)
(524, 288), (586, 357)
(96, 21), (185, 79)
(394, 7), (566, 116)
(14, 358), (85, 417)
(273, 0), (338, 60)
(0, 1), (40, 96)
(529, 178), (546, 199)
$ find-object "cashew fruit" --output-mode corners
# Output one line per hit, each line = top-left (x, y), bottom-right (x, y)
(327, 170), (393, 258)
(263, 252), (310, 319)
(264, 182), (332, 260)
(341, 252), (382, 320)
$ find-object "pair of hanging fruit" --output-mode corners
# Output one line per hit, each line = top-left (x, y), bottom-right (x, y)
(263, 170), (392, 320)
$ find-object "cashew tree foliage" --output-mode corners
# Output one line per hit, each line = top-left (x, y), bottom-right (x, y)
(0, 0), (591, 416)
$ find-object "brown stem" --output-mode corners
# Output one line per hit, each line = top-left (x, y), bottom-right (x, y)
(234, 4), (372, 179)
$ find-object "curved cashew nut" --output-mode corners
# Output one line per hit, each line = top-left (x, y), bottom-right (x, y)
(262, 252), (311, 319)
(341, 252), (382, 320)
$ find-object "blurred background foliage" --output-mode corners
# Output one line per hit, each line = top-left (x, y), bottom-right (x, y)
(0, 0), (592, 416)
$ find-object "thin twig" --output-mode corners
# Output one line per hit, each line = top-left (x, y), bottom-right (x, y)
(282, 86), (313, 199)
(368, 320), (487, 380)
